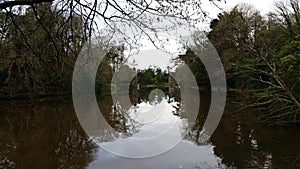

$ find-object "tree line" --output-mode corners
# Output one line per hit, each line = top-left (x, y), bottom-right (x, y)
(207, 2), (300, 125)
(0, 4), (83, 97)
(0, 0), (299, 125)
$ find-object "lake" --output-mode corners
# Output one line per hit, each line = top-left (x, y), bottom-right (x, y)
(0, 88), (299, 169)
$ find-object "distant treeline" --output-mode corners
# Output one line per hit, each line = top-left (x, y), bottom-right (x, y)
(137, 67), (169, 88)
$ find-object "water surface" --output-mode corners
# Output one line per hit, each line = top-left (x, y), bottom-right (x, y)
(0, 89), (300, 169)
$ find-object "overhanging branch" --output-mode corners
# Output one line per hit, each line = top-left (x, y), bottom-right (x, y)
(0, 0), (54, 10)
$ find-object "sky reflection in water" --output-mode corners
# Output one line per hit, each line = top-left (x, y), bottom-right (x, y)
(89, 92), (229, 169)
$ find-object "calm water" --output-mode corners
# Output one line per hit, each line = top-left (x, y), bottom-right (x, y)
(0, 88), (300, 169)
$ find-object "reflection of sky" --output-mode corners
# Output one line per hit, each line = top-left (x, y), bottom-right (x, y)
(129, 100), (179, 138)
(88, 141), (228, 169)
(88, 97), (229, 169)
(94, 98), (183, 158)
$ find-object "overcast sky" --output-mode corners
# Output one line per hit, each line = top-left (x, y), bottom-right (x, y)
(127, 0), (277, 70)
(206, 0), (276, 17)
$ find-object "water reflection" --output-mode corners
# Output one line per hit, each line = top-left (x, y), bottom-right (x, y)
(0, 98), (96, 169)
(92, 88), (300, 168)
(212, 111), (300, 169)
(0, 90), (300, 168)
(95, 87), (189, 158)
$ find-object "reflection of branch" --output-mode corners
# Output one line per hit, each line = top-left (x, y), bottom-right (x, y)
(109, 102), (140, 136)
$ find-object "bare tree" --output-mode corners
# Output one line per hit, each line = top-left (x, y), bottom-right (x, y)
(0, 0), (219, 45)
(275, 0), (300, 35)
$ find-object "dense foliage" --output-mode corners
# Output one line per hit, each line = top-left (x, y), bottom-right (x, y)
(207, 3), (300, 125)
(137, 67), (169, 88)
(0, 0), (299, 125)
(0, 4), (83, 97)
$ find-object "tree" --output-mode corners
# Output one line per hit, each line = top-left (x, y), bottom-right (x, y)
(0, 0), (221, 49)
(0, 0), (224, 97)
(275, 0), (300, 36)
(208, 3), (300, 125)
(175, 48), (209, 87)
(0, 3), (84, 96)
(208, 5), (261, 88)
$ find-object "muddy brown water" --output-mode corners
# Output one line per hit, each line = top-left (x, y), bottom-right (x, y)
(0, 89), (299, 169)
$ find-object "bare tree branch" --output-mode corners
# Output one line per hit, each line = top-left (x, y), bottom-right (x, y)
(0, 0), (54, 10)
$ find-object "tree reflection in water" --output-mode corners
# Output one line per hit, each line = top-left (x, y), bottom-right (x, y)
(166, 88), (300, 169)
(98, 94), (140, 139)
(177, 91), (300, 169)
(96, 87), (175, 141)
(211, 99), (300, 169)
(0, 98), (96, 169)
(1, 89), (300, 169)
